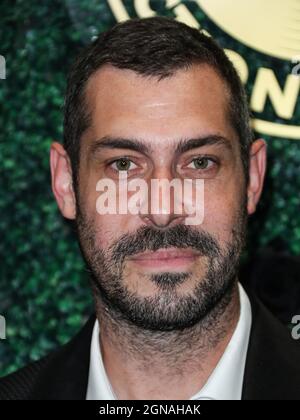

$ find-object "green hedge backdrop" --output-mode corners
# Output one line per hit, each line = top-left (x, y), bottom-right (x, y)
(1, 0), (300, 376)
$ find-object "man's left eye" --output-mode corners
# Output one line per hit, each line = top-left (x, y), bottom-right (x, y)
(187, 157), (215, 170)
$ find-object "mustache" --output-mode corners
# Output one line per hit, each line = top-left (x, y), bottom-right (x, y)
(109, 224), (221, 263)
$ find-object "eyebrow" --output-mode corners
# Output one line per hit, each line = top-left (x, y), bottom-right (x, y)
(175, 136), (233, 155)
(88, 134), (233, 158)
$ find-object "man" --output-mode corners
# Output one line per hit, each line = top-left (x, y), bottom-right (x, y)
(1, 16), (299, 400)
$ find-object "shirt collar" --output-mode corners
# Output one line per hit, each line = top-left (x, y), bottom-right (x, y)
(191, 283), (252, 400)
(86, 283), (252, 400)
(86, 319), (116, 400)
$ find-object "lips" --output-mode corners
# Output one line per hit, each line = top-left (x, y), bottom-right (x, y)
(129, 247), (201, 261)
(128, 247), (202, 271)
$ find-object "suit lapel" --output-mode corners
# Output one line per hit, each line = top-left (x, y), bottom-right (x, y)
(242, 294), (300, 400)
(31, 315), (95, 400)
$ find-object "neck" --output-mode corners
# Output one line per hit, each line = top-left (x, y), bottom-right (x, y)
(94, 282), (240, 400)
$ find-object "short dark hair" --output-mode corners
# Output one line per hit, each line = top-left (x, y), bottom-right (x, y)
(63, 16), (253, 185)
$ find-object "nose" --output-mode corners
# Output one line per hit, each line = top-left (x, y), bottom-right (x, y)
(141, 212), (185, 229)
(139, 166), (186, 229)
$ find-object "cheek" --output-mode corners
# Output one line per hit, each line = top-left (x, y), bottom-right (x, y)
(78, 174), (145, 251)
(77, 173), (99, 215)
(93, 214), (140, 251)
(202, 179), (246, 243)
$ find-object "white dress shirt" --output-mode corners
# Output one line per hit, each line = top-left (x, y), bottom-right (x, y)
(86, 283), (252, 400)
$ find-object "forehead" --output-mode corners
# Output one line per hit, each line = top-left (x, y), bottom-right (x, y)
(84, 64), (237, 147)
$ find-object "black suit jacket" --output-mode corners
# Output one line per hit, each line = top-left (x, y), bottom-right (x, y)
(1, 294), (300, 400)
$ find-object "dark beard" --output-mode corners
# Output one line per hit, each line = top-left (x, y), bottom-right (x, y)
(76, 203), (247, 332)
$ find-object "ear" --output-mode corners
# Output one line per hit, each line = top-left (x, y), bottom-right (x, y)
(50, 142), (76, 220)
(247, 138), (267, 215)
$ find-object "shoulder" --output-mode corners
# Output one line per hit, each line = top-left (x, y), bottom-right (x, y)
(243, 292), (300, 400)
(0, 315), (95, 400)
(0, 354), (53, 400)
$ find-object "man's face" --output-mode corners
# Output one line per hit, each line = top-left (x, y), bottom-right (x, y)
(54, 64), (265, 331)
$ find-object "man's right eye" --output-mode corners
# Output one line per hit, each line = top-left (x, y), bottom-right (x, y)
(110, 158), (138, 172)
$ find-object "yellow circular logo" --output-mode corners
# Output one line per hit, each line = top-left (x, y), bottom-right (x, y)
(197, 0), (300, 61)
